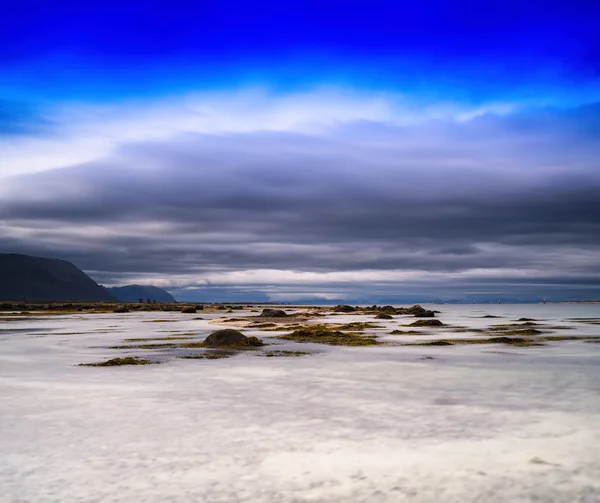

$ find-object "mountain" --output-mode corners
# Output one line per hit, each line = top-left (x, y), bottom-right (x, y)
(106, 285), (177, 303)
(0, 253), (117, 302)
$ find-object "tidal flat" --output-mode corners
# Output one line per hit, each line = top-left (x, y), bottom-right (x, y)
(1, 303), (600, 502)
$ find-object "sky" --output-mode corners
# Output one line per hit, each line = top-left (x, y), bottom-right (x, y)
(1, 0), (600, 303)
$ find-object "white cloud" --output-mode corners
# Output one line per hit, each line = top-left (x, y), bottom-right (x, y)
(0, 86), (556, 181)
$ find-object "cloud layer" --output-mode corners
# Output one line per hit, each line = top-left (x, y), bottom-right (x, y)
(1, 90), (599, 302)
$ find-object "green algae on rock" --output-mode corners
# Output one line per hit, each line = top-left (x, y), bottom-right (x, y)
(79, 357), (156, 367)
(279, 325), (380, 346)
(178, 353), (232, 360)
(408, 319), (445, 327)
(259, 350), (313, 357)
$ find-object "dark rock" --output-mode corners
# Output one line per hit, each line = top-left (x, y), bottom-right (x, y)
(181, 307), (196, 313)
(333, 304), (356, 313)
(517, 318), (537, 322)
(202, 329), (264, 348)
(194, 305), (204, 310)
(259, 308), (288, 317)
(409, 319), (444, 327)
(490, 337), (528, 345)
(396, 304), (428, 315)
(375, 313), (393, 319)
(414, 310), (436, 318)
(113, 307), (129, 313)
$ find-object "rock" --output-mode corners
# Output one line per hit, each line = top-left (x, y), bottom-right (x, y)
(518, 317), (537, 322)
(113, 307), (129, 313)
(195, 305), (204, 310)
(414, 310), (436, 318)
(375, 313), (393, 319)
(333, 304), (356, 313)
(409, 319), (444, 327)
(181, 306), (196, 313)
(396, 304), (428, 315)
(259, 308), (288, 317)
(202, 329), (264, 348)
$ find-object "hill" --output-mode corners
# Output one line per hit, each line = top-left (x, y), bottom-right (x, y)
(106, 285), (177, 303)
(0, 253), (116, 302)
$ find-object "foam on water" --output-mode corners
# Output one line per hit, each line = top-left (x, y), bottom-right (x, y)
(1, 305), (599, 502)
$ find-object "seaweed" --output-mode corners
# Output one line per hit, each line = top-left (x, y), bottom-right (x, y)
(259, 350), (313, 357)
(178, 353), (232, 360)
(408, 319), (445, 327)
(279, 325), (380, 346)
(409, 337), (541, 347)
(79, 357), (156, 367)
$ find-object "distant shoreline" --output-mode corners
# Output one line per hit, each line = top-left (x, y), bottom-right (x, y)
(548, 300), (600, 304)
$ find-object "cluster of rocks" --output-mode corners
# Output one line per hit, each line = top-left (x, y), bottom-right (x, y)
(333, 304), (437, 318)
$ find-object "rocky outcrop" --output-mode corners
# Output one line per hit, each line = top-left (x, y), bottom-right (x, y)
(333, 305), (357, 312)
(202, 329), (264, 348)
(259, 308), (288, 317)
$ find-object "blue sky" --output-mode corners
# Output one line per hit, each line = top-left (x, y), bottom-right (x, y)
(1, 0), (599, 302)
(2, 0), (599, 101)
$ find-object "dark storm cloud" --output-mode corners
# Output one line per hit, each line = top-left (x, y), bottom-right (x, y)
(1, 103), (600, 300)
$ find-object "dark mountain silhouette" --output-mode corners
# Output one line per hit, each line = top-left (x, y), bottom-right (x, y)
(107, 285), (177, 303)
(0, 253), (116, 302)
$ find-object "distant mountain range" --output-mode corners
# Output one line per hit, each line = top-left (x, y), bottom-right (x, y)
(0, 253), (178, 303)
(0, 253), (116, 302)
(106, 284), (176, 303)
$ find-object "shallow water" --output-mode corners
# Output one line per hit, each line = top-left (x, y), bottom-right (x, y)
(1, 304), (599, 502)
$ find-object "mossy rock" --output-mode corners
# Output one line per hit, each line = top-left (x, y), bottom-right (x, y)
(181, 307), (197, 313)
(280, 325), (379, 346)
(259, 308), (288, 317)
(179, 353), (232, 360)
(489, 337), (529, 345)
(80, 357), (155, 367)
(375, 313), (393, 320)
(396, 304), (428, 315)
(260, 350), (312, 357)
(414, 310), (436, 318)
(333, 304), (357, 313)
(410, 337), (541, 347)
(409, 319), (444, 327)
(202, 329), (264, 348)
(338, 322), (382, 330)
(494, 328), (544, 336)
